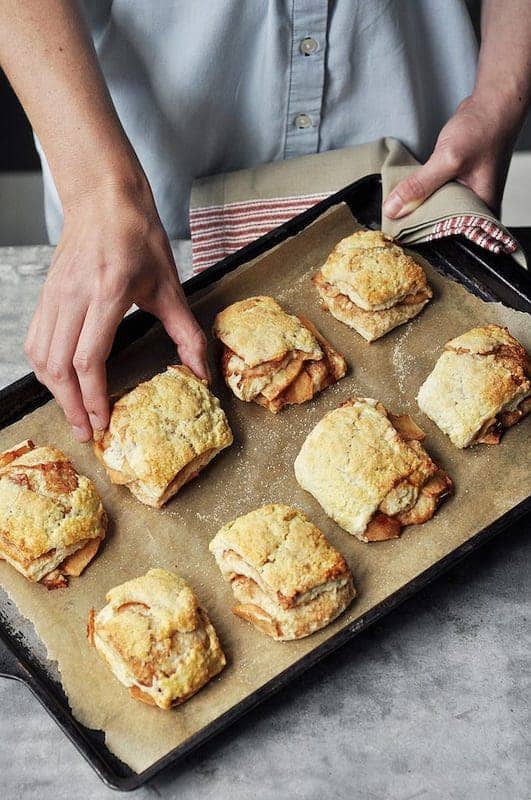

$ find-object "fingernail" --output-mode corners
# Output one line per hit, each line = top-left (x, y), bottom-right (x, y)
(72, 425), (91, 443)
(189, 360), (210, 383)
(201, 363), (212, 384)
(383, 194), (403, 218)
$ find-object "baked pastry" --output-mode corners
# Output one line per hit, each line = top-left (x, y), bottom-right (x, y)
(94, 365), (233, 507)
(209, 504), (355, 640)
(312, 230), (432, 341)
(88, 568), (226, 709)
(213, 296), (347, 413)
(0, 440), (106, 588)
(417, 324), (531, 448)
(294, 398), (452, 542)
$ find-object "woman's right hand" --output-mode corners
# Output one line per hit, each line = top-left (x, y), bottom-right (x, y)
(25, 178), (209, 443)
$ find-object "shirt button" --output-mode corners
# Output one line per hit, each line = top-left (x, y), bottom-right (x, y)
(294, 113), (312, 129)
(300, 37), (319, 55)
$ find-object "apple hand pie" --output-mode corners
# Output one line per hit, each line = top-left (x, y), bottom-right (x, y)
(94, 365), (233, 507)
(213, 296), (347, 413)
(312, 229), (432, 341)
(417, 324), (531, 448)
(209, 504), (355, 640)
(294, 398), (452, 542)
(0, 440), (106, 589)
(88, 568), (226, 709)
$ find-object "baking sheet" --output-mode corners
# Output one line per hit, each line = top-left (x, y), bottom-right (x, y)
(0, 204), (529, 773)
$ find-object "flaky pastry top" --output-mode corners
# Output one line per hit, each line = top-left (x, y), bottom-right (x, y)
(96, 366), (233, 492)
(294, 398), (437, 536)
(92, 569), (225, 707)
(319, 230), (429, 311)
(0, 440), (106, 562)
(213, 296), (323, 367)
(417, 324), (530, 448)
(210, 504), (351, 607)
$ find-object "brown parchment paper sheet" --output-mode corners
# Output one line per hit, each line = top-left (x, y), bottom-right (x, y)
(0, 204), (529, 773)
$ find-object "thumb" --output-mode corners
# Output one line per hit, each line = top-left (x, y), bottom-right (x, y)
(383, 150), (457, 219)
(154, 288), (211, 382)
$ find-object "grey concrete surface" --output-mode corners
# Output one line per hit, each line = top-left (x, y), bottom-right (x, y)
(0, 245), (529, 800)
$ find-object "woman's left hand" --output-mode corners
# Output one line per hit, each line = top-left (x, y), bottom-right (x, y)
(383, 93), (520, 220)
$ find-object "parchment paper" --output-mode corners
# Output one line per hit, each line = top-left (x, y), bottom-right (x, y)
(0, 204), (529, 774)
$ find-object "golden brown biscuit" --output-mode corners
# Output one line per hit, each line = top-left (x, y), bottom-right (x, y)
(94, 365), (233, 507)
(213, 296), (347, 413)
(417, 324), (531, 448)
(0, 440), (106, 588)
(313, 230), (432, 341)
(209, 504), (355, 640)
(294, 398), (452, 542)
(88, 569), (226, 709)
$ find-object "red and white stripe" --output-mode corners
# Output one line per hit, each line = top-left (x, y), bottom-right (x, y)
(426, 214), (518, 254)
(190, 196), (518, 273)
(190, 193), (328, 273)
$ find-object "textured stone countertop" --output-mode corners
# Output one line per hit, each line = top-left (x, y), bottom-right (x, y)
(0, 243), (529, 800)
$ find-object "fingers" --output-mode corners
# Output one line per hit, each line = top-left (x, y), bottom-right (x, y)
(383, 149), (460, 219)
(24, 298), (43, 363)
(26, 293), (93, 441)
(25, 290), (124, 441)
(73, 300), (128, 434)
(25, 221), (208, 445)
(25, 288), (58, 379)
(154, 286), (211, 382)
(47, 302), (92, 441)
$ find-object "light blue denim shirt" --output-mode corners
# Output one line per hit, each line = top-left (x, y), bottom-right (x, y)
(38, 0), (478, 243)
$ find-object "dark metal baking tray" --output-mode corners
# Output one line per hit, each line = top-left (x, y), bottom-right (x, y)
(0, 175), (529, 791)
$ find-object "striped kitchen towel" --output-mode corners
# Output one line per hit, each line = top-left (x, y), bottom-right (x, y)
(190, 192), (328, 273)
(189, 138), (525, 274)
(427, 215), (519, 254)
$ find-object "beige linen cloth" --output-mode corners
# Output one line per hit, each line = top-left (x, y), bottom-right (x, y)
(190, 137), (526, 273)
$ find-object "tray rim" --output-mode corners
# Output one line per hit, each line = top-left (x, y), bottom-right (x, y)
(0, 174), (529, 790)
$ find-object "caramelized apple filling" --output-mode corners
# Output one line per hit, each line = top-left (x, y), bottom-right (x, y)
(222, 314), (346, 413)
(475, 395), (531, 445)
(361, 414), (453, 542)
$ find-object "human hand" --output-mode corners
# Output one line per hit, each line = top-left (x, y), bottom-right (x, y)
(383, 93), (520, 220)
(25, 180), (209, 443)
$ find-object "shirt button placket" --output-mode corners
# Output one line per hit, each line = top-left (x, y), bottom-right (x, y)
(284, 1), (328, 159)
